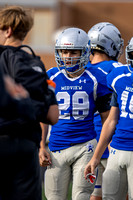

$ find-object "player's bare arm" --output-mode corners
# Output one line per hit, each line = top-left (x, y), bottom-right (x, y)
(84, 106), (119, 178)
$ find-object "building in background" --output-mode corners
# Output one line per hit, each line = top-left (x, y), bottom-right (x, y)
(0, 0), (133, 69)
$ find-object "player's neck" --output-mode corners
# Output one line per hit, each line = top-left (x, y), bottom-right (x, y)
(67, 68), (85, 78)
(91, 52), (111, 64)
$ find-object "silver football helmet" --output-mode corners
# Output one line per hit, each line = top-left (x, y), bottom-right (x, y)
(126, 37), (133, 67)
(88, 22), (124, 60)
(55, 27), (90, 74)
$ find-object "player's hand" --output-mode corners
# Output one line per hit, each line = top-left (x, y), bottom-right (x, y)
(84, 157), (99, 180)
(4, 75), (29, 99)
(39, 148), (52, 167)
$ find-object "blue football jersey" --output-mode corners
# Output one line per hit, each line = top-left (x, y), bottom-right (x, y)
(47, 67), (111, 151)
(87, 60), (123, 74)
(107, 65), (133, 151)
(86, 60), (123, 158)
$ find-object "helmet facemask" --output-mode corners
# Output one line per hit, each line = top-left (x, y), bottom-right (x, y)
(55, 27), (90, 75)
(126, 38), (133, 68)
(55, 47), (90, 74)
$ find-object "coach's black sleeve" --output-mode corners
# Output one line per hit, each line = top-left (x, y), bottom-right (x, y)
(0, 69), (36, 121)
(0, 48), (58, 123)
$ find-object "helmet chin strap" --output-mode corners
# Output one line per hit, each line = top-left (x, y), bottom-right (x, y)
(65, 59), (80, 72)
(60, 56), (81, 74)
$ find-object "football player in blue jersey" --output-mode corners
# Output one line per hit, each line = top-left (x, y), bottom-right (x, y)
(86, 22), (124, 200)
(84, 37), (133, 199)
(39, 27), (112, 200)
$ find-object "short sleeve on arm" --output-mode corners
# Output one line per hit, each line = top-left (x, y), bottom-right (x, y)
(110, 91), (119, 107)
(95, 93), (112, 113)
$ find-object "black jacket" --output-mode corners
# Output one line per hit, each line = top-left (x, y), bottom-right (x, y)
(0, 68), (36, 120)
(0, 45), (57, 146)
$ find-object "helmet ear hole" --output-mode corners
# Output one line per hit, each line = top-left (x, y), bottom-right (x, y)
(112, 44), (116, 51)
(128, 52), (133, 59)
